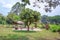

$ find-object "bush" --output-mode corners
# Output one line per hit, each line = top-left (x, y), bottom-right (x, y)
(50, 25), (60, 32)
(57, 27), (60, 32)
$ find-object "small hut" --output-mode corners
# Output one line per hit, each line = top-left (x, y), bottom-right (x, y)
(13, 21), (24, 30)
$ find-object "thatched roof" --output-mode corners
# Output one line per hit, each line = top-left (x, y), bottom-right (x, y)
(17, 21), (24, 25)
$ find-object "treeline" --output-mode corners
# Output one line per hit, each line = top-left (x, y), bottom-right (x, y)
(0, 2), (60, 25)
(0, 13), (19, 24)
(41, 15), (60, 25)
(0, 13), (60, 25)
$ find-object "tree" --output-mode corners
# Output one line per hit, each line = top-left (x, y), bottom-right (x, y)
(21, 0), (60, 12)
(7, 13), (20, 24)
(41, 15), (48, 24)
(0, 13), (6, 24)
(41, 15), (50, 29)
(0, 13), (3, 24)
(32, 11), (41, 28)
(48, 15), (60, 24)
(20, 8), (41, 31)
(22, 0), (30, 5)
(10, 2), (24, 15)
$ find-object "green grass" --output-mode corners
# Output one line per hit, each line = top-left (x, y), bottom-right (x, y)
(0, 25), (60, 40)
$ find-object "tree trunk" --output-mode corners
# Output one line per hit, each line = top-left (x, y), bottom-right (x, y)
(27, 25), (29, 31)
(45, 24), (49, 30)
(27, 22), (30, 31)
(35, 22), (37, 28)
(25, 24), (26, 28)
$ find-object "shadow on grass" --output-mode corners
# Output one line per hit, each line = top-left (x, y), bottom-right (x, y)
(0, 35), (57, 40)
(1, 34), (59, 40)
(13, 30), (36, 33)
(0, 35), (29, 40)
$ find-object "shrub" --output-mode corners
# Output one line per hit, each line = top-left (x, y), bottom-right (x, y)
(50, 25), (60, 32)
(57, 27), (60, 32)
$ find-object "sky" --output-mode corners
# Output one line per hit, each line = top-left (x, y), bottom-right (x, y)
(0, 0), (60, 16)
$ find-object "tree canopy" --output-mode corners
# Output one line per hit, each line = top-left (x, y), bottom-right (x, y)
(21, 0), (60, 12)
(10, 2), (24, 15)
(20, 8), (41, 31)
(6, 13), (20, 24)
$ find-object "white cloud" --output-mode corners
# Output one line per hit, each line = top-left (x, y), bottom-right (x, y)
(0, 0), (5, 4)
(0, 0), (12, 9)
(0, 0), (60, 16)
(3, 4), (13, 8)
(0, 0), (21, 9)
(26, 0), (60, 16)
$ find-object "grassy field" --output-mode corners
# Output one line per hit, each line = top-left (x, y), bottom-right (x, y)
(0, 24), (60, 40)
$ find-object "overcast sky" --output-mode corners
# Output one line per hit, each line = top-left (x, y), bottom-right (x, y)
(0, 0), (60, 16)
